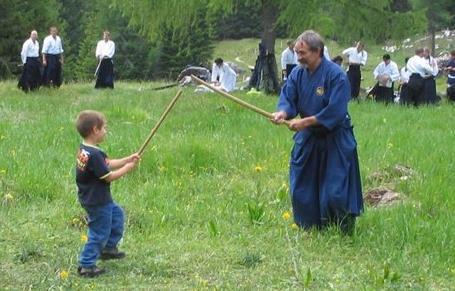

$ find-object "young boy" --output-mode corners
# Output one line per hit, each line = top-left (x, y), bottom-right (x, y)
(75, 110), (139, 277)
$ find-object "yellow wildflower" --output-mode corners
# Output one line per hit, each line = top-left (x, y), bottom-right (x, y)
(291, 223), (299, 230)
(81, 234), (88, 243)
(254, 165), (263, 173)
(387, 143), (393, 149)
(4, 193), (14, 201)
(0, 169), (6, 174)
(59, 270), (69, 280)
(282, 211), (291, 221)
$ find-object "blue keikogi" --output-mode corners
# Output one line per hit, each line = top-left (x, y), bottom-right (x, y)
(277, 57), (363, 229)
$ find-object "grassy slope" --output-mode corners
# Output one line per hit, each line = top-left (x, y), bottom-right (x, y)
(0, 79), (454, 289)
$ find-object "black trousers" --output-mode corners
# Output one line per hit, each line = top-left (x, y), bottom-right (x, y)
(399, 83), (409, 105)
(423, 77), (438, 104)
(42, 54), (62, 87)
(95, 58), (114, 89)
(347, 65), (361, 99)
(448, 86), (455, 102)
(284, 64), (297, 79)
(18, 57), (41, 92)
(406, 74), (425, 106)
(374, 83), (394, 104)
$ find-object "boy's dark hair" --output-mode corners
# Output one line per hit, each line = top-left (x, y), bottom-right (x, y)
(383, 54), (391, 60)
(76, 110), (106, 138)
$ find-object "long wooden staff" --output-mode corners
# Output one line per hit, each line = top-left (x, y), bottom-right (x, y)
(190, 75), (290, 126)
(94, 58), (102, 77)
(138, 90), (183, 156)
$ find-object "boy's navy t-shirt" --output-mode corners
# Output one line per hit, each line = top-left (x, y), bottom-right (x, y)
(76, 143), (112, 206)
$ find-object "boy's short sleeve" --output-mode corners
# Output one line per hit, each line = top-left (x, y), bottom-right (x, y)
(89, 151), (111, 179)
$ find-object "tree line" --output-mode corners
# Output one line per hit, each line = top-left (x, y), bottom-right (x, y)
(0, 0), (453, 82)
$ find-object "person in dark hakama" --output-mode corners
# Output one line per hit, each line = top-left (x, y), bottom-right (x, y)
(95, 31), (115, 89)
(445, 50), (455, 102)
(272, 30), (363, 234)
(406, 48), (434, 106)
(281, 40), (298, 81)
(422, 48), (439, 104)
(18, 30), (41, 92)
(343, 42), (368, 100)
(399, 57), (410, 105)
(42, 26), (64, 87)
(372, 54), (400, 104)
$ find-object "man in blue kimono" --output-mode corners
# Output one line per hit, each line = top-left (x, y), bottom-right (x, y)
(272, 30), (363, 234)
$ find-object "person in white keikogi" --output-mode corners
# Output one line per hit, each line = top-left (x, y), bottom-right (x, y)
(95, 31), (115, 89)
(372, 54), (400, 103)
(42, 26), (64, 87)
(211, 58), (237, 92)
(18, 30), (41, 92)
(343, 41), (368, 99)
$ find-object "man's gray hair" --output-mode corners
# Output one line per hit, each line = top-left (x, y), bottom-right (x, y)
(296, 30), (325, 57)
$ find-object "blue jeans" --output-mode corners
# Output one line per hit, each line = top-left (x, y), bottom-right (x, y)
(79, 202), (124, 267)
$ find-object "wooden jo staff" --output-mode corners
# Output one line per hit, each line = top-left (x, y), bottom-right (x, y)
(94, 58), (102, 77)
(190, 75), (290, 126)
(138, 90), (183, 156)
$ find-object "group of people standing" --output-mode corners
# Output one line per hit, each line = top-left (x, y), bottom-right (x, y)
(370, 48), (441, 106)
(281, 39), (454, 105)
(18, 27), (63, 92)
(18, 27), (115, 92)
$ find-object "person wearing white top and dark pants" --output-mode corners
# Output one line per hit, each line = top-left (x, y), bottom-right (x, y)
(372, 54), (400, 104)
(422, 48), (439, 104)
(343, 41), (368, 100)
(42, 26), (64, 87)
(18, 30), (41, 92)
(211, 58), (237, 92)
(405, 48), (434, 106)
(95, 31), (115, 89)
(281, 40), (298, 81)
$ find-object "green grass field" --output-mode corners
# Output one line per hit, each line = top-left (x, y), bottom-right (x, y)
(0, 79), (454, 289)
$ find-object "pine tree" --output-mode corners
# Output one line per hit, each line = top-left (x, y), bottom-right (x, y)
(155, 8), (213, 80)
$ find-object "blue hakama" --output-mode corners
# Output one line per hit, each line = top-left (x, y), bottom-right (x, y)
(277, 58), (363, 230)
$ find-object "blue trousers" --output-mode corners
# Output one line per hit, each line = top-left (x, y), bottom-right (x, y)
(79, 202), (124, 268)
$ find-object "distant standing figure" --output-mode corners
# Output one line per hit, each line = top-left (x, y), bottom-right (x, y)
(343, 41), (368, 99)
(211, 58), (237, 92)
(405, 48), (434, 106)
(445, 50), (455, 102)
(422, 47), (439, 104)
(42, 26), (64, 87)
(18, 30), (41, 92)
(281, 40), (298, 81)
(399, 57), (411, 104)
(95, 31), (115, 89)
(372, 54), (400, 103)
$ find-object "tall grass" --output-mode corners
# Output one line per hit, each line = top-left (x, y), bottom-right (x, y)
(0, 81), (454, 289)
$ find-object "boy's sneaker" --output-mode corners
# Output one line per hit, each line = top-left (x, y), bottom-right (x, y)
(77, 265), (106, 278)
(101, 247), (126, 260)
